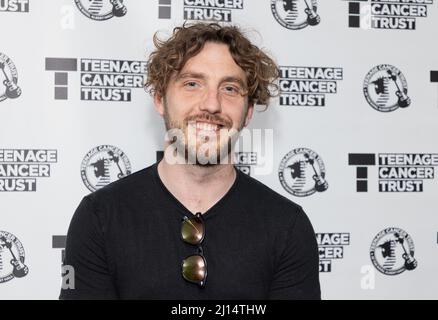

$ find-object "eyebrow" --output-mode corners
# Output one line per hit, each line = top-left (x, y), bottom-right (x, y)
(176, 72), (206, 81)
(176, 72), (247, 88)
(221, 76), (246, 89)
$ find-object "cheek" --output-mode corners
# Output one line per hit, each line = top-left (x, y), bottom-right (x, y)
(168, 92), (201, 114)
(224, 102), (248, 123)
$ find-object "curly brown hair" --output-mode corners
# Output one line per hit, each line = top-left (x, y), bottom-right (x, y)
(145, 22), (279, 106)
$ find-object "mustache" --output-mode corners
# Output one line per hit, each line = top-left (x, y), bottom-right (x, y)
(184, 113), (232, 128)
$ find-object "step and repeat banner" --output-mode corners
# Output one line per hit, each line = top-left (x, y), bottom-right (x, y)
(1, 0), (437, 299)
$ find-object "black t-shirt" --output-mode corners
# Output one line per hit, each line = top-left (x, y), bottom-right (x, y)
(60, 162), (320, 299)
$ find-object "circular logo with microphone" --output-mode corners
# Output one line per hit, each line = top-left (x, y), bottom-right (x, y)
(278, 148), (328, 197)
(74, 0), (127, 21)
(81, 145), (132, 192)
(363, 64), (411, 112)
(0, 231), (29, 284)
(370, 227), (417, 275)
(0, 53), (22, 103)
(271, 0), (320, 30)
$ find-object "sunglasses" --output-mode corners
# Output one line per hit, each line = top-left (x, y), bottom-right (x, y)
(181, 212), (207, 288)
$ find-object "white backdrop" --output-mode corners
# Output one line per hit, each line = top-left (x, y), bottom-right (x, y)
(0, 0), (437, 299)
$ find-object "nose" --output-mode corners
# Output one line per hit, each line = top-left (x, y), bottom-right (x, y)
(199, 87), (222, 114)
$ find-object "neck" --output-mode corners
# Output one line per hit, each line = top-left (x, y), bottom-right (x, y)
(157, 151), (236, 214)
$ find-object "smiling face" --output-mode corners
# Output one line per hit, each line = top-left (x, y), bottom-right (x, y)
(154, 42), (254, 165)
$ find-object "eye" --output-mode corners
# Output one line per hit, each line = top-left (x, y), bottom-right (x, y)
(221, 85), (240, 96)
(184, 81), (200, 89)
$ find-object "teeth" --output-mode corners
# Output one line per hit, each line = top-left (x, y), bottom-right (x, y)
(194, 122), (219, 131)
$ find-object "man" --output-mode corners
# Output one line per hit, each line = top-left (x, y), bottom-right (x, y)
(60, 23), (320, 299)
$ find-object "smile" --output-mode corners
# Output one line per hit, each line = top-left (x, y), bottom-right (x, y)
(188, 121), (223, 132)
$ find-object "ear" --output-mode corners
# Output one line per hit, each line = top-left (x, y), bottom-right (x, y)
(153, 93), (165, 116)
(243, 103), (254, 127)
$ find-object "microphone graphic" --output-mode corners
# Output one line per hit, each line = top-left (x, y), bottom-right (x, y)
(387, 70), (411, 108)
(394, 233), (417, 271)
(303, 0), (321, 26)
(304, 153), (328, 192)
(0, 61), (21, 99)
(0, 236), (28, 278)
(110, 0), (127, 17)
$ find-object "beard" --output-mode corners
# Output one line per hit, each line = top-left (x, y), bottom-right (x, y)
(162, 99), (247, 166)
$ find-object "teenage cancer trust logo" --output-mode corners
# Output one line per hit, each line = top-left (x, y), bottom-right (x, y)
(81, 145), (131, 192)
(271, 0), (320, 30)
(0, 231), (29, 284)
(74, 0), (127, 21)
(0, 53), (22, 102)
(363, 64), (411, 112)
(345, 0), (434, 30)
(370, 227), (417, 276)
(279, 148), (328, 197)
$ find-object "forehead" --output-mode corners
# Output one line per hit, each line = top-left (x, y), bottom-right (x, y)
(178, 42), (246, 82)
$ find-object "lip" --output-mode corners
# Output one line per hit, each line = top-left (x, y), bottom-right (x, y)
(187, 121), (225, 134)
(188, 120), (225, 127)
(187, 120), (229, 132)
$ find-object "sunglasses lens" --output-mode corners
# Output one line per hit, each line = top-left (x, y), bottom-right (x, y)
(182, 255), (206, 284)
(181, 216), (204, 245)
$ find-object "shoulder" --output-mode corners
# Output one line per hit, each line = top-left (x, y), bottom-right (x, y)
(236, 171), (318, 265)
(236, 169), (305, 224)
(237, 169), (303, 211)
(87, 164), (155, 202)
(78, 164), (156, 221)
(73, 164), (158, 231)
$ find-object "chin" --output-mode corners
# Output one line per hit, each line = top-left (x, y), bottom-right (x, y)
(185, 145), (232, 166)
